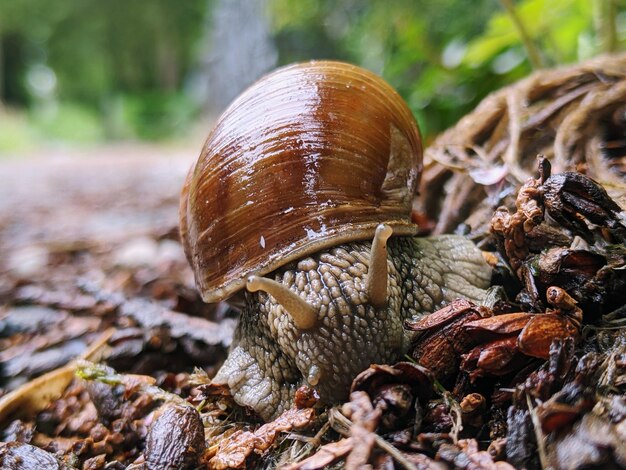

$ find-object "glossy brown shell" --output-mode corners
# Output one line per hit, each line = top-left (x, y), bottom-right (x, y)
(180, 61), (423, 303)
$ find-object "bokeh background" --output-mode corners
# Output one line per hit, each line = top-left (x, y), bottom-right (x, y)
(1, 0), (624, 152)
(0, 0), (624, 282)
(1, 3), (625, 463)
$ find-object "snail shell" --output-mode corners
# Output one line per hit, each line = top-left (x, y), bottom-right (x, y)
(180, 61), (423, 303)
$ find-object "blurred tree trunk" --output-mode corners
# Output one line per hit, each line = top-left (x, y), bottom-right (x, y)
(192, 0), (277, 117)
(593, 0), (617, 53)
(157, 41), (179, 91)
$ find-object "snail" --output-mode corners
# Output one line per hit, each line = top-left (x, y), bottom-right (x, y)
(180, 61), (492, 420)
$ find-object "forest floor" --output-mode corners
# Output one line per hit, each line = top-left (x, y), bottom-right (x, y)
(0, 145), (625, 470)
(0, 143), (194, 255)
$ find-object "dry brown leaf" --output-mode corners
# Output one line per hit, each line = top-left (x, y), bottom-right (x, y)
(351, 362), (434, 403)
(518, 315), (579, 359)
(345, 426), (375, 469)
(194, 382), (233, 400)
(461, 336), (519, 375)
(209, 407), (315, 469)
(0, 329), (113, 424)
(405, 298), (479, 331)
(408, 300), (487, 381)
(294, 385), (320, 409)
(464, 312), (531, 336)
(283, 438), (353, 470)
(290, 393), (385, 470)
(339, 392), (380, 468)
(341, 391), (381, 434)
(438, 439), (515, 470)
(458, 439), (516, 469)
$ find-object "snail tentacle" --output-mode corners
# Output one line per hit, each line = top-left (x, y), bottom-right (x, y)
(246, 275), (318, 329)
(366, 223), (393, 308)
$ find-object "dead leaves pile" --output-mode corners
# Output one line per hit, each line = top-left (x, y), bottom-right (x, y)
(491, 157), (626, 315)
(2, 159), (625, 469)
(204, 362), (515, 469)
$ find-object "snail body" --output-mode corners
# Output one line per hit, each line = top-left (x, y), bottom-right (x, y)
(181, 61), (491, 420)
(215, 236), (489, 419)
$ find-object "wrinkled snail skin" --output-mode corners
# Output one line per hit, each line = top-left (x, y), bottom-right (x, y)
(180, 61), (493, 421)
(213, 235), (491, 421)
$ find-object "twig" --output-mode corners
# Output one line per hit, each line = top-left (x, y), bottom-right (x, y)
(290, 420), (331, 462)
(329, 408), (416, 470)
(504, 88), (531, 183)
(433, 379), (463, 444)
(526, 394), (549, 470)
(76, 360), (188, 406)
(446, 395), (463, 444)
(373, 435), (416, 470)
(499, 0), (544, 69)
(328, 407), (351, 437)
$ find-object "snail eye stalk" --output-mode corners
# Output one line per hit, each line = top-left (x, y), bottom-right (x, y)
(366, 224), (392, 308)
(246, 275), (318, 329)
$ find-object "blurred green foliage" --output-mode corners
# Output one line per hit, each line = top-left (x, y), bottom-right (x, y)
(269, 0), (622, 138)
(0, 0), (623, 151)
(122, 92), (199, 140)
(31, 102), (104, 142)
(0, 110), (36, 153)
(0, 0), (207, 146)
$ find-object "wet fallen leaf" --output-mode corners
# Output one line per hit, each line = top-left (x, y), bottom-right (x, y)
(464, 312), (531, 337)
(294, 385), (320, 409)
(518, 314), (579, 359)
(405, 299), (484, 332)
(407, 300), (487, 381)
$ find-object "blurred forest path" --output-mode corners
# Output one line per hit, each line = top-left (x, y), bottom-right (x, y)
(0, 144), (196, 274)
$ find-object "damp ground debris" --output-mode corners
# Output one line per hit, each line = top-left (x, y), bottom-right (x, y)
(1, 55), (626, 469)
